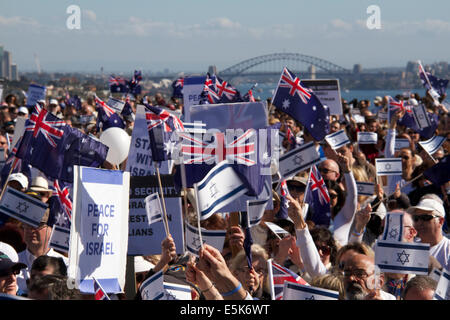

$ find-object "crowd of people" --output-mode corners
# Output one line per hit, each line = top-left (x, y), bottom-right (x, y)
(0, 84), (449, 301)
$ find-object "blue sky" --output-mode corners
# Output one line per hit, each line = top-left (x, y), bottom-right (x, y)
(1, 0), (449, 73)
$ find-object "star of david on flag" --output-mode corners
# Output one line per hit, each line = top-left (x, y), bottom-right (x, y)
(272, 67), (330, 141)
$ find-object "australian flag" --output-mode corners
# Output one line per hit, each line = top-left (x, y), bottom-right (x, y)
(93, 278), (110, 300)
(0, 142), (32, 190)
(94, 95), (125, 131)
(65, 93), (82, 111)
(109, 75), (128, 93)
(172, 77), (184, 99)
(128, 70), (142, 97)
(275, 180), (290, 220)
(47, 180), (72, 228)
(305, 165), (331, 227)
(199, 74), (220, 104)
(419, 67), (449, 97)
(242, 83), (257, 102)
(272, 67), (330, 141)
(214, 76), (242, 103)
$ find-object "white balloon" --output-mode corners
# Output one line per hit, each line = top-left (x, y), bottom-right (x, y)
(99, 127), (131, 166)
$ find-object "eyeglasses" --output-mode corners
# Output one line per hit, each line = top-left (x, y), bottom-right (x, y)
(343, 268), (373, 279)
(412, 214), (440, 222)
(319, 168), (338, 175)
(401, 156), (410, 160)
(315, 244), (331, 255)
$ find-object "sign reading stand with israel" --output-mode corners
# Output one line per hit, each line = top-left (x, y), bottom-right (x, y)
(374, 240), (430, 275)
(68, 166), (130, 294)
(375, 158), (402, 176)
(0, 186), (48, 228)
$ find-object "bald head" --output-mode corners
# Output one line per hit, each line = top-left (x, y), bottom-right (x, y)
(319, 159), (340, 181)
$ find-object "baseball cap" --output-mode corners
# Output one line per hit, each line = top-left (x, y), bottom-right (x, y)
(407, 198), (446, 217)
(7, 173), (29, 190)
(286, 176), (308, 189)
(0, 251), (26, 277)
(49, 99), (58, 105)
(0, 242), (18, 263)
(18, 107), (29, 115)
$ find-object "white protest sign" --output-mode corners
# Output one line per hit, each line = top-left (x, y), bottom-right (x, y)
(183, 75), (210, 122)
(301, 79), (343, 115)
(185, 220), (226, 256)
(394, 138), (410, 151)
(68, 166), (130, 294)
(357, 132), (378, 145)
(163, 282), (192, 300)
(125, 104), (171, 176)
(49, 225), (70, 253)
(325, 129), (350, 150)
(128, 175), (184, 256)
(374, 240), (430, 275)
(25, 84), (46, 107)
(0, 186), (48, 228)
(141, 270), (165, 300)
(282, 282), (339, 300)
(375, 158), (402, 176)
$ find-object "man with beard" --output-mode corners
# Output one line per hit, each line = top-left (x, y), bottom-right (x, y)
(343, 253), (396, 300)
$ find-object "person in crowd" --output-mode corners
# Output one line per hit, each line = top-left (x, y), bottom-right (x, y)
(402, 275), (438, 300)
(0, 250), (27, 296)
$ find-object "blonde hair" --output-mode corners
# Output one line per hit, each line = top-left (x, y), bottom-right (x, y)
(351, 165), (371, 204)
(310, 274), (345, 300)
(229, 244), (269, 273)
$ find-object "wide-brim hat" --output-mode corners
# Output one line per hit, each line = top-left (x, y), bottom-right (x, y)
(29, 176), (52, 193)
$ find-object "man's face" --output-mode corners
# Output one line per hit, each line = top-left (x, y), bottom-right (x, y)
(23, 223), (51, 249)
(0, 270), (19, 295)
(367, 121), (378, 132)
(343, 254), (379, 300)
(400, 149), (414, 170)
(412, 209), (443, 244)
(319, 160), (340, 182)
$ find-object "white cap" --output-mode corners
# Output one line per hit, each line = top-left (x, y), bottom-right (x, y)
(7, 173), (29, 190)
(50, 99), (58, 105)
(0, 241), (19, 262)
(134, 256), (155, 273)
(407, 198), (446, 217)
(408, 98), (419, 106)
(18, 107), (29, 115)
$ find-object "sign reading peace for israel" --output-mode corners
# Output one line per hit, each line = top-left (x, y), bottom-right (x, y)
(301, 79), (343, 115)
(325, 129), (350, 150)
(25, 84), (46, 107)
(68, 166), (130, 294)
(0, 186), (48, 228)
(182, 75), (212, 122)
(357, 132), (378, 145)
(278, 142), (321, 179)
(185, 221), (226, 256)
(375, 158), (402, 176)
(128, 175), (184, 255)
(49, 225), (70, 253)
(282, 282), (339, 300)
(126, 104), (171, 176)
(374, 240), (430, 275)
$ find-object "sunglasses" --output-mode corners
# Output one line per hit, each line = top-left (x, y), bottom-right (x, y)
(329, 193), (338, 199)
(401, 156), (410, 160)
(412, 214), (440, 222)
(320, 168), (338, 175)
(315, 244), (331, 255)
(0, 269), (21, 277)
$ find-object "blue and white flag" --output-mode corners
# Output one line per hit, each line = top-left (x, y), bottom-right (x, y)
(430, 268), (442, 283)
(375, 158), (402, 176)
(394, 138), (410, 151)
(25, 84), (46, 107)
(412, 104), (432, 129)
(0, 186), (48, 228)
(185, 221), (226, 256)
(357, 132), (378, 145)
(381, 212), (404, 242)
(247, 198), (270, 226)
(163, 282), (192, 300)
(49, 225), (70, 253)
(356, 181), (375, 197)
(325, 129), (350, 150)
(265, 222), (290, 239)
(181, 122), (207, 134)
(433, 269), (450, 300)
(282, 282), (339, 300)
(418, 135), (446, 158)
(106, 97), (126, 114)
(374, 240), (430, 275)
(194, 161), (248, 221)
(278, 142), (321, 179)
(144, 193), (163, 225)
(141, 270), (165, 300)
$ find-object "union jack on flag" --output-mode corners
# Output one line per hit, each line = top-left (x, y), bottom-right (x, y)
(145, 104), (184, 132)
(25, 103), (65, 148)
(215, 76), (239, 102)
(200, 74), (220, 104)
(93, 278), (110, 301)
(109, 75), (126, 86)
(305, 165), (331, 227)
(179, 129), (256, 166)
(269, 259), (308, 300)
(279, 67), (312, 104)
(94, 95), (116, 118)
(53, 179), (72, 220)
(389, 97), (412, 114)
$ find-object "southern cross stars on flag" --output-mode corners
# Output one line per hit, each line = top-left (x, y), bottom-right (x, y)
(109, 75), (128, 93)
(272, 67), (330, 141)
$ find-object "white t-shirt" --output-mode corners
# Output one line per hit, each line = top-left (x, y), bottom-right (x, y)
(429, 236), (450, 272)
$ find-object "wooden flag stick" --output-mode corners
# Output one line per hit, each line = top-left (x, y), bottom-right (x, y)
(193, 183), (204, 250)
(0, 157), (17, 201)
(155, 164), (170, 237)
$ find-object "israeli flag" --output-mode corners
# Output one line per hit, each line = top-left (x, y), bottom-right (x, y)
(357, 132), (378, 145)
(418, 136), (446, 158)
(106, 97), (125, 114)
(247, 198), (270, 226)
(181, 122), (207, 134)
(430, 268), (443, 283)
(0, 186), (48, 228)
(278, 142), (321, 179)
(433, 270), (450, 300)
(194, 161), (248, 221)
(265, 221), (290, 239)
(144, 193), (163, 224)
(381, 212), (404, 242)
(412, 104), (431, 129)
(325, 129), (350, 150)
(356, 181), (375, 196)
(164, 282), (192, 300)
(375, 158), (402, 176)
(185, 221), (226, 256)
(141, 270), (165, 300)
(394, 138), (410, 151)
(374, 240), (430, 275)
(49, 225), (70, 253)
(282, 282), (339, 300)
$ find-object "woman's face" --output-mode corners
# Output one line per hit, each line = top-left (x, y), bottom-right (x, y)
(233, 256), (266, 295)
(329, 190), (338, 208)
(314, 241), (331, 266)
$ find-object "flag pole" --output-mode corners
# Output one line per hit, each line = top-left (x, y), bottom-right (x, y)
(155, 164), (170, 237)
(0, 157), (17, 201)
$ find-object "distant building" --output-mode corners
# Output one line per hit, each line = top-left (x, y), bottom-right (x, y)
(2, 50), (12, 80)
(353, 64), (362, 74)
(308, 65), (316, 79)
(406, 61), (419, 73)
(208, 65), (217, 75)
(11, 64), (19, 81)
(0, 45), (4, 78)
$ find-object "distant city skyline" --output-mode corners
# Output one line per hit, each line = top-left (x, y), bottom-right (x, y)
(1, 0), (450, 73)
